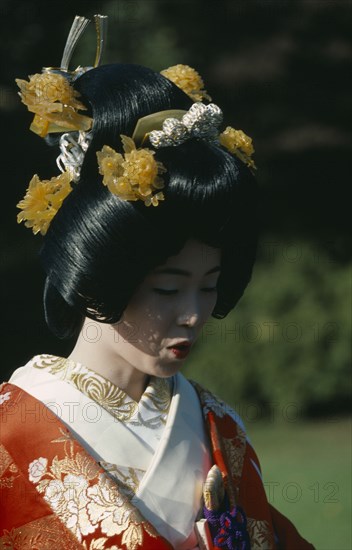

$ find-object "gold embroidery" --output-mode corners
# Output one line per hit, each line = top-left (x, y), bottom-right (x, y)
(86, 473), (158, 548)
(191, 382), (242, 423)
(82, 539), (107, 549)
(28, 428), (157, 549)
(0, 444), (19, 489)
(82, 538), (120, 549)
(100, 462), (145, 499)
(31, 354), (172, 428)
(0, 444), (13, 477)
(0, 515), (82, 549)
(73, 371), (137, 420)
(32, 355), (137, 421)
(221, 426), (246, 481)
(0, 477), (17, 489)
(51, 427), (76, 457)
(247, 518), (274, 550)
(136, 377), (171, 427)
(32, 354), (69, 375)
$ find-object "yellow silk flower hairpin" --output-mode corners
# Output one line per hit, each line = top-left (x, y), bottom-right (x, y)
(96, 135), (167, 207)
(15, 72), (92, 138)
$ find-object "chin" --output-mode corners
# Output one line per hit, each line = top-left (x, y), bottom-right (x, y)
(152, 360), (184, 378)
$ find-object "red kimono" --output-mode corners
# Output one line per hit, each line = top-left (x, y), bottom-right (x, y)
(0, 380), (315, 549)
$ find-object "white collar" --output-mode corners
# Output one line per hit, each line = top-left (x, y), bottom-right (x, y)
(28, 353), (172, 428)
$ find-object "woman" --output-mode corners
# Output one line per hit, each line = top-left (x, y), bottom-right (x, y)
(0, 16), (315, 550)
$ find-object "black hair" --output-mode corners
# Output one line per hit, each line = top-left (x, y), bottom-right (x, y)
(39, 63), (259, 340)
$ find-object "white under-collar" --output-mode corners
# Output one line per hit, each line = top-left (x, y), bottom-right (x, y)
(26, 353), (173, 427)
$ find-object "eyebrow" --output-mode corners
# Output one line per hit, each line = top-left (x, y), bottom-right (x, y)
(153, 266), (221, 277)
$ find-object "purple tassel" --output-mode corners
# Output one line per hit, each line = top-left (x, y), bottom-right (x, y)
(203, 504), (251, 550)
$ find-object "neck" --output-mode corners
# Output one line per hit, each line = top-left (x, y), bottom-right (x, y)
(66, 318), (149, 402)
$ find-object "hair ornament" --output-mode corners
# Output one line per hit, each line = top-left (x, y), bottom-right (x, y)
(160, 64), (212, 102)
(15, 72), (92, 138)
(138, 104), (256, 171)
(219, 126), (257, 171)
(16, 172), (73, 236)
(16, 15), (108, 235)
(96, 136), (167, 207)
(57, 131), (93, 182)
(159, 64), (256, 170)
(16, 14), (256, 236)
(15, 15), (107, 137)
(132, 109), (187, 146)
(148, 103), (223, 148)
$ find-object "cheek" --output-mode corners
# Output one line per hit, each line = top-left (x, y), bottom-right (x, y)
(117, 298), (174, 348)
(194, 298), (217, 333)
(126, 294), (175, 326)
(200, 293), (218, 318)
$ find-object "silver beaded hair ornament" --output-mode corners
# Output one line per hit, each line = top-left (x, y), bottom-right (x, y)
(147, 103), (223, 148)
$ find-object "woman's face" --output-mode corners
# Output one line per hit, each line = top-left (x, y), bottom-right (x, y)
(111, 239), (221, 378)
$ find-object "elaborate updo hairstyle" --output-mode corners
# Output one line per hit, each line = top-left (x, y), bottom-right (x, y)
(39, 63), (259, 340)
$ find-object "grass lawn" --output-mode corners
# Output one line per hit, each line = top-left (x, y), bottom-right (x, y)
(247, 417), (351, 550)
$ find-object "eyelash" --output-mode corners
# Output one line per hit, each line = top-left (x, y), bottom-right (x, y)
(152, 287), (217, 295)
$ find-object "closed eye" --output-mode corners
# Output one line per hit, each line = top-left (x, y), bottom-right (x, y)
(152, 287), (217, 295)
(152, 288), (178, 295)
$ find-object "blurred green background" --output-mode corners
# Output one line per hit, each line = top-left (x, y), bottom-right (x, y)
(1, 1), (351, 548)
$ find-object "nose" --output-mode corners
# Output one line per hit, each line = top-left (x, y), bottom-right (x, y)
(176, 293), (201, 327)
(177, 311), (199, 328)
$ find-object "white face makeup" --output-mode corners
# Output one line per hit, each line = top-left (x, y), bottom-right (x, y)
(110, 239), (221, 379)
(67, 239), (221, 399)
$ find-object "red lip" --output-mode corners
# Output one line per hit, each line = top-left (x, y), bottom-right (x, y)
(169, 346), (191, 359)
(167, 340), (192, 349)
(167, 341), (192, 359)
